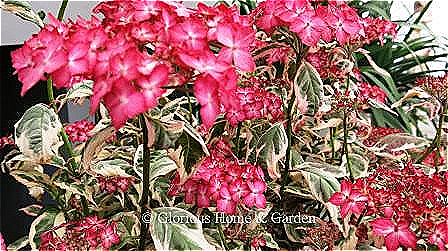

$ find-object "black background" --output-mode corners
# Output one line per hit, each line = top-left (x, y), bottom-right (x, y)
(0, 45), (67, 244)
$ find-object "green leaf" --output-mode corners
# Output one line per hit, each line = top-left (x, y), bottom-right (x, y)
(133, 145), (178, 181)
(371, 133), (430, 154)
(29, 210), (65, 250)
(341, 154), (369, 179)
(150, 207), (215, 250)
(292, 163), (341, 203)
(294, 62), (324, 115)
(1, 0), (44, 27)
(254, 122), (288, 180)
(65, 80), (93, 101)
(150, 177), (175, 207)
(91, 159), (133, 177)
(14, 104), (63, 161)
(19, 204), (43, 217)
(263, 232), (279, 249)
(7, 236), (29, 250)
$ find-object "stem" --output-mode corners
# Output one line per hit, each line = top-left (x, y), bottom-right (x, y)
(218, 224), (229, 251)
(343, 111), (352, 180)
(186, 90), (194, 123)
(355, 208), (367, 227)
(281, 91), (296, 194)
(57, 0), (69, 20)
(235, 123), (242, 158)
(330, 127), (335, 162)
(47, 78), (77, 174)
(404, 0), (433, 42)
(416, 106), (446, 167)
(139, 114), (151, 251)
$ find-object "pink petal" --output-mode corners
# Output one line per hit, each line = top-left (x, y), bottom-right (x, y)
(371, 218), (395, 236)
(384, 232), (400, 250)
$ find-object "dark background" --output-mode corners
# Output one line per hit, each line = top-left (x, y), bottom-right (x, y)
(0, 45), (67, 244)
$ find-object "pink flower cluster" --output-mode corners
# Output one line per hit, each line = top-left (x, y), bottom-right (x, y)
(11, 1), (257, 129)
(0, 135), (14, 150)
(306, 49), (346, 80)
(330, 163), (447, 250)
(356, 82), (388, 103)
(170, 140), (267, 214)
(0, 232), (6, 251)
(40, 216), (120, 250)
(64, 119), (95, 143)
(357, 17), (397, 45)
(225, 86), (284, 126)
(254, 0), (396, 47)
(97, 176), (133, 194)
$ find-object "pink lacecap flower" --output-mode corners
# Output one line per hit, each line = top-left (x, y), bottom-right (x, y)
(329, 180), (369, 218)
(371, 218), (417, 250)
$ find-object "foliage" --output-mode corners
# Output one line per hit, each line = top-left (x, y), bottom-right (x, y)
(1, 0), (446, 250)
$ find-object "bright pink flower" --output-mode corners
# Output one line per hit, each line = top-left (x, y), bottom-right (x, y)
(290, 12), (328, 46)
(229, 180), (250, 202)
(196, 183), (211, 208)
(170, 21), (208, 51)
(100, 222), (120, 249)
(194, 74), (220, 128)
(429, 223), (447, 250)
(325, 6), (362, 45)
(0, 232), (6, 251)
(329, 180), (368, 218)
(371, 218), (417, 250)
(102, 80), (147, 129)
(217, 23), (255, 72)
(64, 119), (95, 143)
(179, 52), (229, 80)
(217, 185), (237, 214)
(274, 0), (314, 23)
(243, 179), (267, 208)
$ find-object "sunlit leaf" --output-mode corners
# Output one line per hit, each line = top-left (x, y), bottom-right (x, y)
(254, 122), (288, 180)
(14, 104), (63, 161)
(150, 207), (215, 250)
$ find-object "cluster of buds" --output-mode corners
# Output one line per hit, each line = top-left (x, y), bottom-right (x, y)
(422, 151), (446, 167)
(169, 139), (267, 214)
(331, 89), (367, 113)
(40, 216), (120, 250)
(357, 17), (398, 45)
(225, 86), (284, 126)
(64, 119), (95, 143)
(306, 48), (347, 80)
(97, 176), (134, 194)
(417, 73), (448, 106)
(298, 219), (342, 249)
(356, 82), (388, 104)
